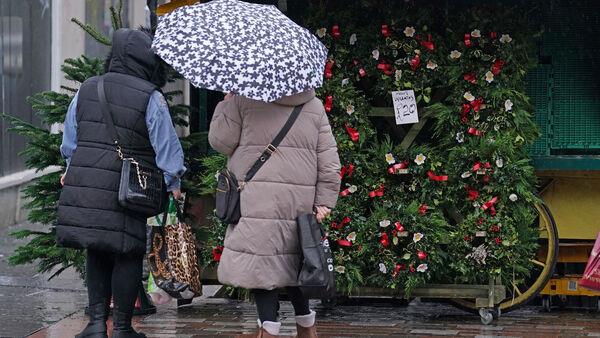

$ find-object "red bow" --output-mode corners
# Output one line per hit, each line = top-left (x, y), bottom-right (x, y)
(418, 204), (428, 215)
(482, 196), (498, 215)
(212, 246), (224, 262)
(369, 184), (385, 198)
(337, 239), (352, 247)
(464, 33), (472, 47)
(492, 59), (505, 76)
(324, 60), (334, 79)
(345, 124), (360, 142)
(358, 68), (367, 77)
(331, 25), (341, 39)
(388, 161), (408, 174)
(340, 163), (355, 179)
(380, 233), (390, 247)
(381, 24), (391, 37)
(427, 170), (448, 181)
(468, 127), (483, 137)
(324, 95), (333, 113)
(470, 97), (484, 112)
(420, 34), (434, 51)
(395, 221), (405, 232)
(339, 187), (352, 197)
(463, 72), (477, 84)
(410, 54), (421, 71)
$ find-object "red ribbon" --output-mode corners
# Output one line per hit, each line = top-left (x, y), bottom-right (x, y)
(470, 97), (484, 112)
(395, 221), (405, 232)
(324, 60), (334, 79)
(337, 239), (352, 247)
(345, 124), (360, 142)
(468, 127), (483, 136)
(461, 104), (471, 123)
(410, 54), (421, 71)
(463, 72), (477, 84)
(472, 162), (482, 172)
(418, 204), (428, 215)
(381, 24), (391, 37)
(330, 216), (351, 230)
(489, 31), (498, 39)
(340, 163), (355, 179)
(331, 25), (341, 39)
(358, 68), (367, 77)
(465, 186), (479, 201)
(427, 170), (448, 182)
(369, 184), (385, 198)
(339, 188), (352, 197)
(212, 246), (224, 262)
(377, 61), (394, 76)
(380, 233), (390, 247)
(492, 59), (505, 76)
(482, 196), (498, 213)
(388, 161), (408, 174)
(325, 95), (333, 113)
(420, 35), (434, 51)
(464, 33), (472, 47)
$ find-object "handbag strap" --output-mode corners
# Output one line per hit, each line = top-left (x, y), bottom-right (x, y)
(97, 76), (122, 150)
(243, 104), (304, 183)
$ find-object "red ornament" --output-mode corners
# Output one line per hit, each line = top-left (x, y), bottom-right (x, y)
(380, 233), (390, 247)
(369, 184), (385, 198)
(418, 204), (428, 215)
(324, 95), (333, 113)
(381, 24), (392, 37)
(409, 54), (421, 71)
(324, 60), (334, 79)
(395, 221), (405, 232)
(358, 68), (367, 77)
(491, 59), (505, 76)
(464, 33), (472, 47)
(417, 250), (428, 260)
(489, 31), (498, 39)
(495, 237), (503, 245)
(212, 246), (224, 262)
(463, 72), (477, 84)
(331, 25), (341, 39)
(409, 265), (416, 273)
(427, 170), (448, 182)
(345, 124), (360, 142)
(338, 239), (352, 247)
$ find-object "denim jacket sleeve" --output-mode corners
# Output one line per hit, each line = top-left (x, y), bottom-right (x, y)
(60, 92), (79, 169)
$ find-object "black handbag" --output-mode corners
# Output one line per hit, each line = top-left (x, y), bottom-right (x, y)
(215, 104), (304, 225)
(296, 213), (336, 299)
(97, 76), (167, 216)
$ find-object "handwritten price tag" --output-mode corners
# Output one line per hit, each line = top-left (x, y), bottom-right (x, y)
(392, 90), (419, 125)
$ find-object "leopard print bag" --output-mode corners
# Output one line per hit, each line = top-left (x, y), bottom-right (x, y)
(147, 199), (202, 299)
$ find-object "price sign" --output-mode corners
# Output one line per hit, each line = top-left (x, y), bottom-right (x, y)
(392, 90), (419, 125)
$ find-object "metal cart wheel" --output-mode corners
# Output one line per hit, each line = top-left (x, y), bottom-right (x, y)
(451, 202), (559, 314)
(479, 308), (494, 325)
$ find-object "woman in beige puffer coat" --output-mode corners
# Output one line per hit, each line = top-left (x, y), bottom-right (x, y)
(208, 89), (341, 337)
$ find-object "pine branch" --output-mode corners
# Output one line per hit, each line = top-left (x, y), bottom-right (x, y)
(62, 56), (105, 84)
(27, 91), (71, 125)
(71, 18), (111, 46)
(110, 7), (121, 30)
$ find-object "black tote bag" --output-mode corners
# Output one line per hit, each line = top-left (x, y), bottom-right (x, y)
(296, 213), (336, 299)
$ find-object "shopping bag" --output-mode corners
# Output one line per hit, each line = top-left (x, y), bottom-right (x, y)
(147, 272), (173, 305)
(147, 197), (202, 299)
(296, 213), (336, 299)
(579, 232), (600, 291)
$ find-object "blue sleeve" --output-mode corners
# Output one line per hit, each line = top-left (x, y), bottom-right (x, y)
(60, 92), (79, 168)
(146, 91), (187, 191)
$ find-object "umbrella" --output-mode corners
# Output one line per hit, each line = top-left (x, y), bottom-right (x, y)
(152, 0), (328, 102)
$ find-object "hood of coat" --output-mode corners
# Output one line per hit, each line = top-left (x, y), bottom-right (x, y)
(108, 28), (161, 85)
(274, 89), (316, 106)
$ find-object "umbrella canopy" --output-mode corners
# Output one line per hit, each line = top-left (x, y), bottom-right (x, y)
(152, 0), (328, 102)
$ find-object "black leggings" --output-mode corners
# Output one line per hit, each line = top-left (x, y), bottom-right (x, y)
(86, 249), (143, 315)
(253, 287), (310, 322)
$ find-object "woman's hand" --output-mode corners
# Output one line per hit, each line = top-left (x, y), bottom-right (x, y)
(315, 205), (331, 223)
(60, 174), (66, 186)
(224, 92), (235, 101)
(171, 189), (183, 201)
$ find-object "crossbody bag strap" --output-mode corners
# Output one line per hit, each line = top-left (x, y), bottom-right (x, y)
(97, 76), (122, 153)
(243, 104), (304, 183)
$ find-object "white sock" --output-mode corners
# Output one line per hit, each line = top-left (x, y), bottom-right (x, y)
(295, 310), (316, 328)
(259, 320), (281, 335)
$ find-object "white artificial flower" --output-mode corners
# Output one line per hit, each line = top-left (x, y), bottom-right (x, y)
(372, 49), (380, 60)
(316, 28), (327, 38)
(505, 99), (513, 112)
(404, 26), (416, 37)
(414, 153), (426, 165)
(426, 60), (438, 70)
(346, 104), (355, 115)
(414, 49), (421, 55)
(349, 33), (357, 45)
(496, 158), (504, 168)
(348, 185), (358, 193)
(385, 153), (396, 164)
(500, 34), (513, 43)
(395, 69), (403, 81)
(509, 193), (518, 202)
(456, 132), (465, 143)
(485, 71), (494, 83)
(471, 29), (481, 38)
(413, 232), (424, 243)
(335, 266), (346, 274)
(463, 92), (476, 102)
(417, 263), (428, 273)
(347, 232), (357, 242)
(461, 171), (472, 179)
(379, 263), (387, 274)
(341, 78), (350, 86)
(450, 50), (462, 59)
(466, 244), (489, 265)
(379, 220), (391, 228)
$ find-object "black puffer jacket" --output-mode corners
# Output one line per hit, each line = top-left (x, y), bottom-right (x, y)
(57, 29), (162, 254)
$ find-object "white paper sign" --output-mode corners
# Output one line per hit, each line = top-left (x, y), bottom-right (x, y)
(392, 90), (419, 125)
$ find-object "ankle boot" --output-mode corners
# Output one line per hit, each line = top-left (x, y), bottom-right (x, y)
(295, 310), (317, 338)
(76, 302), (109, 338)
(256, 320), (281, 337)
(112, 308), (146, 338)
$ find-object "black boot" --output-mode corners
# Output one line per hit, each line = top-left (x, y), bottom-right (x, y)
(112, 309), (146, 338)
(75, 302), (109, 338)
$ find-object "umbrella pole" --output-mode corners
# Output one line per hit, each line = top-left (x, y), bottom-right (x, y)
(147, 0), (158, 32)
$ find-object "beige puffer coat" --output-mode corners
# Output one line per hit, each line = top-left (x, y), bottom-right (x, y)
(208, 90), (341, 290)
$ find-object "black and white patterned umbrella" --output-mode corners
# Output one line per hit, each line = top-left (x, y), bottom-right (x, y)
(152, 0), (328, 102)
